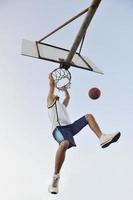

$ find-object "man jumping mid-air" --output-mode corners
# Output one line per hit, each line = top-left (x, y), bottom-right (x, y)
(47, 73), (121, 194)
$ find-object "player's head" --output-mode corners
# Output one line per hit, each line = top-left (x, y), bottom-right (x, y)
(55, 95), (60, 100)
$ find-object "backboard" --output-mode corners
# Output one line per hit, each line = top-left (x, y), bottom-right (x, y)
(21, 39), (103, 74)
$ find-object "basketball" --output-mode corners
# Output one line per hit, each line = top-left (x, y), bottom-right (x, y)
(88, 87), (101, 100)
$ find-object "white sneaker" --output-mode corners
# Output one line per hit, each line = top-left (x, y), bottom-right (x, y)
(100, 132), (121, 148)
(48, 174), (60, 194)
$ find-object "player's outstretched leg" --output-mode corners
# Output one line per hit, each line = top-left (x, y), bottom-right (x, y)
(48, 140), (69, 194)
(85, 114), (121, 148)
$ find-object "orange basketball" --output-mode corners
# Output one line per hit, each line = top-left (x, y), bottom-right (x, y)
(88, 87), (101, 100)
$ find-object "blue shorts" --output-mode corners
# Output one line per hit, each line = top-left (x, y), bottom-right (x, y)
(52, 116), (88, 148)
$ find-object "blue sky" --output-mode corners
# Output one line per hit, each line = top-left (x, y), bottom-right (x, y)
(0, 0), (133, 200)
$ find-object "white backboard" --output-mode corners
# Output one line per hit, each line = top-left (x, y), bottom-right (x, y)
(21, 39), (103, 74)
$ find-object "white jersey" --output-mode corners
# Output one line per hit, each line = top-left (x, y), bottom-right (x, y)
(48, 99), (71, 131)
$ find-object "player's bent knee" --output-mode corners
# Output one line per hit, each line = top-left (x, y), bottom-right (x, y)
(85, 114), (93, 121)
(60, 140), (69, 150)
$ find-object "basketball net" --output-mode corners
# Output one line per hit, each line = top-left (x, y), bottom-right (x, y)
(51, 67), (71, 91)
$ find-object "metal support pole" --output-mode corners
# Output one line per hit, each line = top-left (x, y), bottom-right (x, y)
(64, 0), (101, 68)
(38, 7), (89, 42)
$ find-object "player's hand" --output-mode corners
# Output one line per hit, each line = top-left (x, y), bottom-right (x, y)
(48, 73), (53, 80)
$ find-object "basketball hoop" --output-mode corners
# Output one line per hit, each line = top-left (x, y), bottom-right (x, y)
(51, 67), (71, 91)
(21, 0), (103, 89)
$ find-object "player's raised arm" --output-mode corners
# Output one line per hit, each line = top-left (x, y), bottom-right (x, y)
(47, 73), (56, 107)
(63, 88), (70, 107)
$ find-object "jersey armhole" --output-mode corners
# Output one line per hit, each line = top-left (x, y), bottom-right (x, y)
(47, 99), (56, 109)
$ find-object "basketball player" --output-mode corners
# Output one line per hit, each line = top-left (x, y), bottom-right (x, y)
(47, 73), (121, 194)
